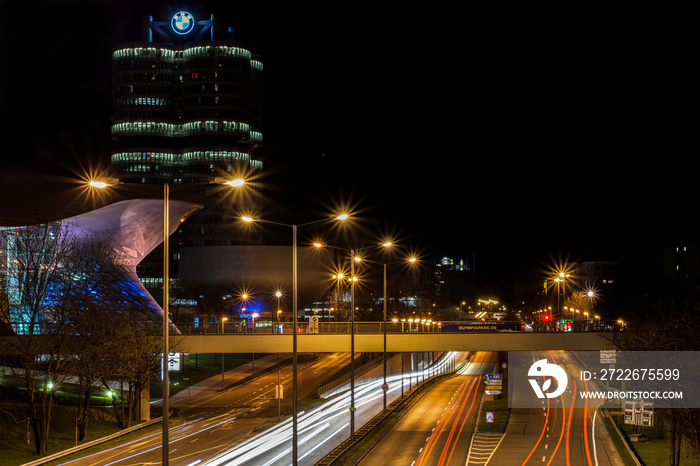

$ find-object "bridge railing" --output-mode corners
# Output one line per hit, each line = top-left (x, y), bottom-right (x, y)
(172, 320), (622, 335)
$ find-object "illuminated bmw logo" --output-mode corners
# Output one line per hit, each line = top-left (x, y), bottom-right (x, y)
(171, 11), (194, 35)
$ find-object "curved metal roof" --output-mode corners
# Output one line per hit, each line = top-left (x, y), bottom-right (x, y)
(0, 171), (203, 227)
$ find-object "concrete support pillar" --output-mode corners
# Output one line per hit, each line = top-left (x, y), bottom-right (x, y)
(138, 383), (151, 422)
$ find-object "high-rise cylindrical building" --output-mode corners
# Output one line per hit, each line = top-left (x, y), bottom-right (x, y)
(111, 7), (263, 295)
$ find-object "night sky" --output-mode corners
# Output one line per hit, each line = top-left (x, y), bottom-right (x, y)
(0, 1), (694, 294)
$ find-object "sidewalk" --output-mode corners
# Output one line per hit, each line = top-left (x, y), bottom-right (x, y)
(162, 354), (285, 407)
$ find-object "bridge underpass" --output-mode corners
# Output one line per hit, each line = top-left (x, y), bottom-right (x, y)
(172, 332), (616, 354)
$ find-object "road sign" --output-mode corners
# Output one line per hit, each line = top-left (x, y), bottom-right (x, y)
(442, 323), (522, 332)
(624, 399), (653, 426)
(485, 373), (502, 381)
(600, 350), (616, 364)
(485, 384), (502, 391)
(309, 315), (319, 333)
(382, 383), (389, 392)
(486, 411), (494, 423)
(485, 389), (502, 395)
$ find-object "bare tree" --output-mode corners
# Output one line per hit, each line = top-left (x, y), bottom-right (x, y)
(1, 223), (78, 454)
(60, 238), (128, 441)
(0, 223), (164, 451)
(101, 305), (161, 428)
(610, 297), (700, 466)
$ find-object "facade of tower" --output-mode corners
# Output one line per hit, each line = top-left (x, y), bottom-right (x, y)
(111, 8), (263, 295)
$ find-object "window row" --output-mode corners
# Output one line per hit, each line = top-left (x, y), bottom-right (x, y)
(111, 120), (256, 138)
(114, 83), (254, 97)
(112, 150), (259, 166)
(113, 45), (256, 62)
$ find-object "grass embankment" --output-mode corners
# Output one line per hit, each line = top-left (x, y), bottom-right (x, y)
(0, 353), (263, 466)
(606, 409), (697, 466)
(477, 385), (510, 433)
(599, 410), (642, 466)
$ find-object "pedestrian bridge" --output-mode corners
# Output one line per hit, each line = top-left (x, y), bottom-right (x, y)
(0, 322), (618, 355)
(172, 328), (616, 354)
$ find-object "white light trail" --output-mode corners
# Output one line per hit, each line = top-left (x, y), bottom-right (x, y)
(202, 352), (460, 466)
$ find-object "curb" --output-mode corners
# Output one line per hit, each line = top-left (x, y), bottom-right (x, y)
(20, 416), (164, 466)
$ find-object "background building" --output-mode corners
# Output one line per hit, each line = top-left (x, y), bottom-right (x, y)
(429, 256), (476, 305)
(568, 261), (620, 292)
(111, 6), (264, 297)
(663, 244), (700, 282)
(0, 173), (203, 334)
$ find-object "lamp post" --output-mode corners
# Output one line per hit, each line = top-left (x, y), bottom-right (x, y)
(89, 177), (244, 466)
(315, 242), (416, 421)
(240, 213), (349, 465)
(585, 289), (596, 331)
(273, 290), (283, 417)
(331, 272), (346, 328)
(220, 317), (228, 390)
(554, 271), (569, 321)
(349, 251), (357, 439)
(375, 255), (417, 410)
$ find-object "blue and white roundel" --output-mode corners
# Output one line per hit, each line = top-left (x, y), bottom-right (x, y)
(171, 11), (194, 35)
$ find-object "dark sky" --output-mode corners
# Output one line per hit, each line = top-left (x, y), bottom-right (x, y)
(0, 1), (695, 290)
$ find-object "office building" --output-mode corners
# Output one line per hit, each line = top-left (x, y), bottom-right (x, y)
(110, 6), (264, 295)
(431, 256), (476, 303)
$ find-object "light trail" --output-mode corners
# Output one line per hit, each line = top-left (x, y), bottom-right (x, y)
(415, 377), (476, 466)
(441, 376), (480, 465)
(521, 352), (551, 466)
(202, 353), (459, 465)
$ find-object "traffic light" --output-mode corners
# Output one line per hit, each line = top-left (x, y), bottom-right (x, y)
(542, 313), (551, 322)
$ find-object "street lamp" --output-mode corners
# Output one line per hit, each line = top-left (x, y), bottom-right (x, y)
(240, 213), (349, 465)
(314, 241), (417, 421)
(88, 176), (244, 466)
(331, 272), (346, 326)
(366, 253), (417, 411)
(553, 271), (569, 320)
(221, 317), (228, 390)
(274, 290), (283, 333)
(272, 289), (283, 417)
(313, 243), (363, 438)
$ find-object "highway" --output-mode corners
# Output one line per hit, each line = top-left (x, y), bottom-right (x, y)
(489, 350), (623, 466)
(54, 349), (625, 466)
(358, 350), (625, 466)
(55, 353), (350, 466)
(201, 352), (465, 465)
(359, 351), (497, 466)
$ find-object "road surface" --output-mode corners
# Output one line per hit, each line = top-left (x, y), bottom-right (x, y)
(488, 350), (624, 466)
(55, 353), (349, 466)
(359, 351), (496, 466)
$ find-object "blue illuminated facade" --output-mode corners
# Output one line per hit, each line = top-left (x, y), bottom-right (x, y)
(0, 197), (202, 335)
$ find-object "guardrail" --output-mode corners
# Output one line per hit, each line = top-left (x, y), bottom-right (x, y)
(171, 320), (622, 335)
(19, 416), (164, 466)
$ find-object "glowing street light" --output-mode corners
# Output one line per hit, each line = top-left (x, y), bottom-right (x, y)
(88, 176), (245, 466)
(226, 178), (245, 187)
(87, 179), (110, 189)
(316, 241), (418, 417)
(239, 212), (349, 465)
